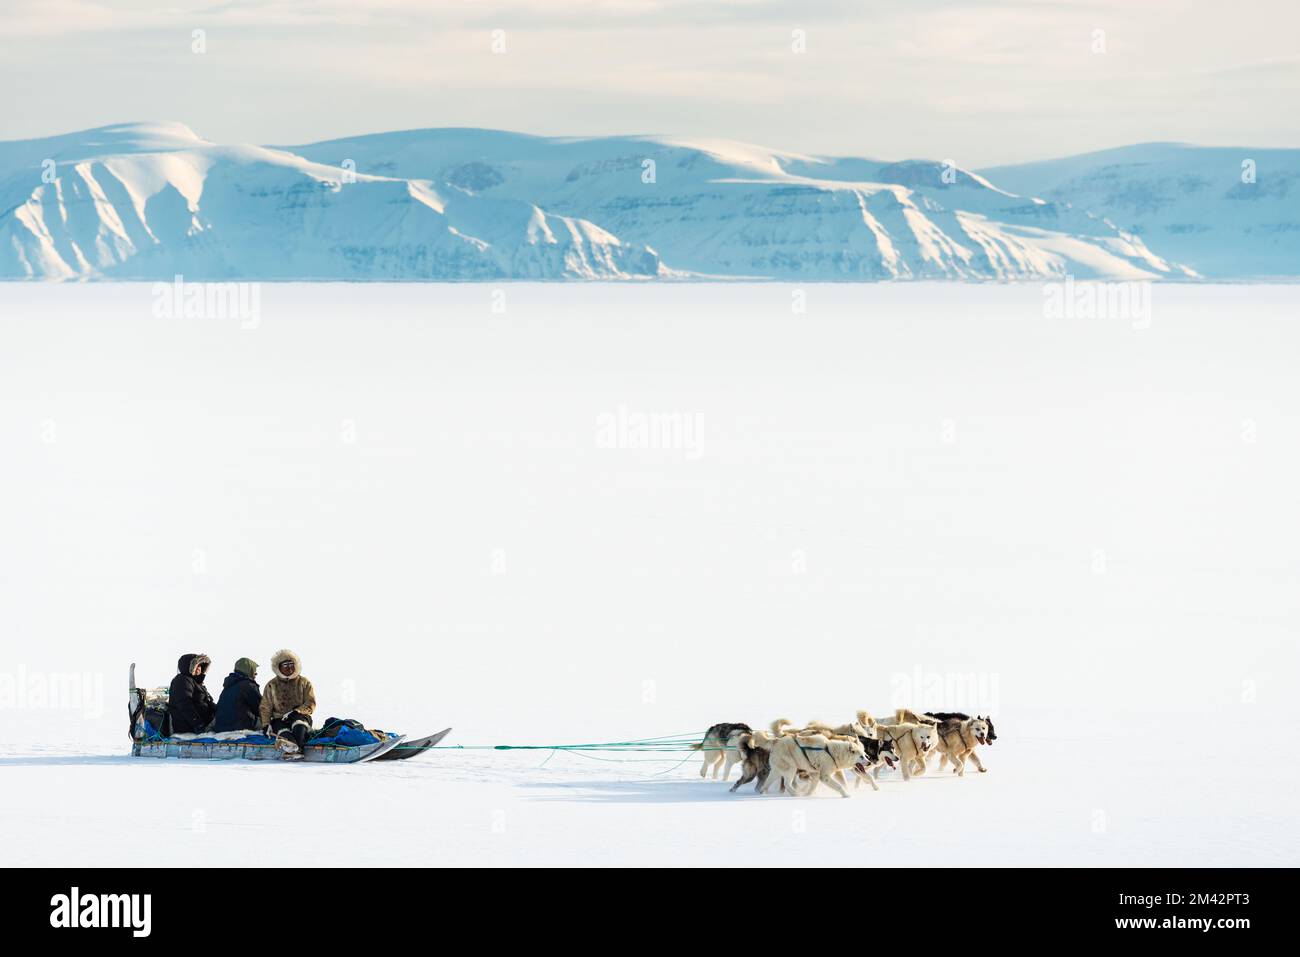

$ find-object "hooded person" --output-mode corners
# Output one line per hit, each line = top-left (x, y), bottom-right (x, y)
(212, 658), (263, 733)
(167, 653), (216, 735)
(259, 649), (316, 758)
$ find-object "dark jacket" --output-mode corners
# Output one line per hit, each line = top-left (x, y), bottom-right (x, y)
(213, 671), (262, 733)
(167, 654), (216, 734)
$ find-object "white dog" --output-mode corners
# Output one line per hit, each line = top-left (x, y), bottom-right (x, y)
(872, 722), (934, 781)
(755, 732), (866, 798)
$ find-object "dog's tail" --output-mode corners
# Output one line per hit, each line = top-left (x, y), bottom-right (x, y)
(771, 718), (795, 735)
(856, 709), (875, 728)
(748, 730), (777, 752)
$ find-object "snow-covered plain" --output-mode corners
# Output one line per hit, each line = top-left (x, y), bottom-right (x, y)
(1, 283), (1297, 866)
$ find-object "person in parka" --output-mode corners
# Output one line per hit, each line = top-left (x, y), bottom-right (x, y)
(213, 658), (262, 733)
(167, 654), (216, 735)
(259, 649), (316, 758)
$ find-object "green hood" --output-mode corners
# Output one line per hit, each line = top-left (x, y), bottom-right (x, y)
(234, 657), (259, 679)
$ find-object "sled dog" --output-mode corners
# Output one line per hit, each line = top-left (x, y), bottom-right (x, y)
(847, 734), (897, 790)
(933, 716), (991, 775)
(873, 722), (934, 781)
(757, 732), (866, 798)
(729, 731), (774, 794)
(803, 711), (877, 739)
(693, 722), (751, 780)
(924, 712), (996, 746)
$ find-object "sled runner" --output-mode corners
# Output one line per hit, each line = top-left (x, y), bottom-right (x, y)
(132, 733), (407, 763)
(370, 727), (453, 761)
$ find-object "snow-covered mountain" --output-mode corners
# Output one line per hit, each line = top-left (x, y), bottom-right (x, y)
(286, 129), (1182, 282)
(2, 122), (1288, 281)
(0, 123), (662, 281)
(983, 144), (1300, 280)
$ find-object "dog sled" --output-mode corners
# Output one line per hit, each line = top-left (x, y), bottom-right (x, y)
(128, 663), (450, 764)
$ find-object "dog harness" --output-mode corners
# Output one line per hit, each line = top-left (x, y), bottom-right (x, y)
(796, 741), (823, 768)
(939, 721), (976, 753)
(882, 726), (915, 750)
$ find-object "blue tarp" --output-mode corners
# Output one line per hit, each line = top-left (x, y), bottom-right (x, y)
(309, 727), (378, 746)
(143, 722), (274, 745)
(307, 720), (387, 747)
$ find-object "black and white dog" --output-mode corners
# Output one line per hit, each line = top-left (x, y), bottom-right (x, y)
(848, 733), (897, 790)
(694, 722), (752, 781)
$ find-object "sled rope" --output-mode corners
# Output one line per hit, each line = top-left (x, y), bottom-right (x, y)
(420, 730), (734, 758)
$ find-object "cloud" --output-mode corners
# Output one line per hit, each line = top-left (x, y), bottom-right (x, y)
(2, 0), (1296, 166)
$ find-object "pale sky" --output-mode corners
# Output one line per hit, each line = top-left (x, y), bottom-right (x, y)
(3, 0), (1298, 165)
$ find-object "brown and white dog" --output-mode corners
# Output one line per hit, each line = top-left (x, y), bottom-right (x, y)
(932, 716), (991, 775)
(728, 731), (773, 793)
(926, 712), (997, 749)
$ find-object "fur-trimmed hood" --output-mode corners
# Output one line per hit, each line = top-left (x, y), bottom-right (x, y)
(258, 650), (315, 726)
(168, 654), (216, 732)
(270, 649), (301, 680)
(177, 653), (211, 680)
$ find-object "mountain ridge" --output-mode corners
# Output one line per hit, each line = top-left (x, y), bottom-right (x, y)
(1, 122), (1291, 281)
(982, 143), (1300, 279)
